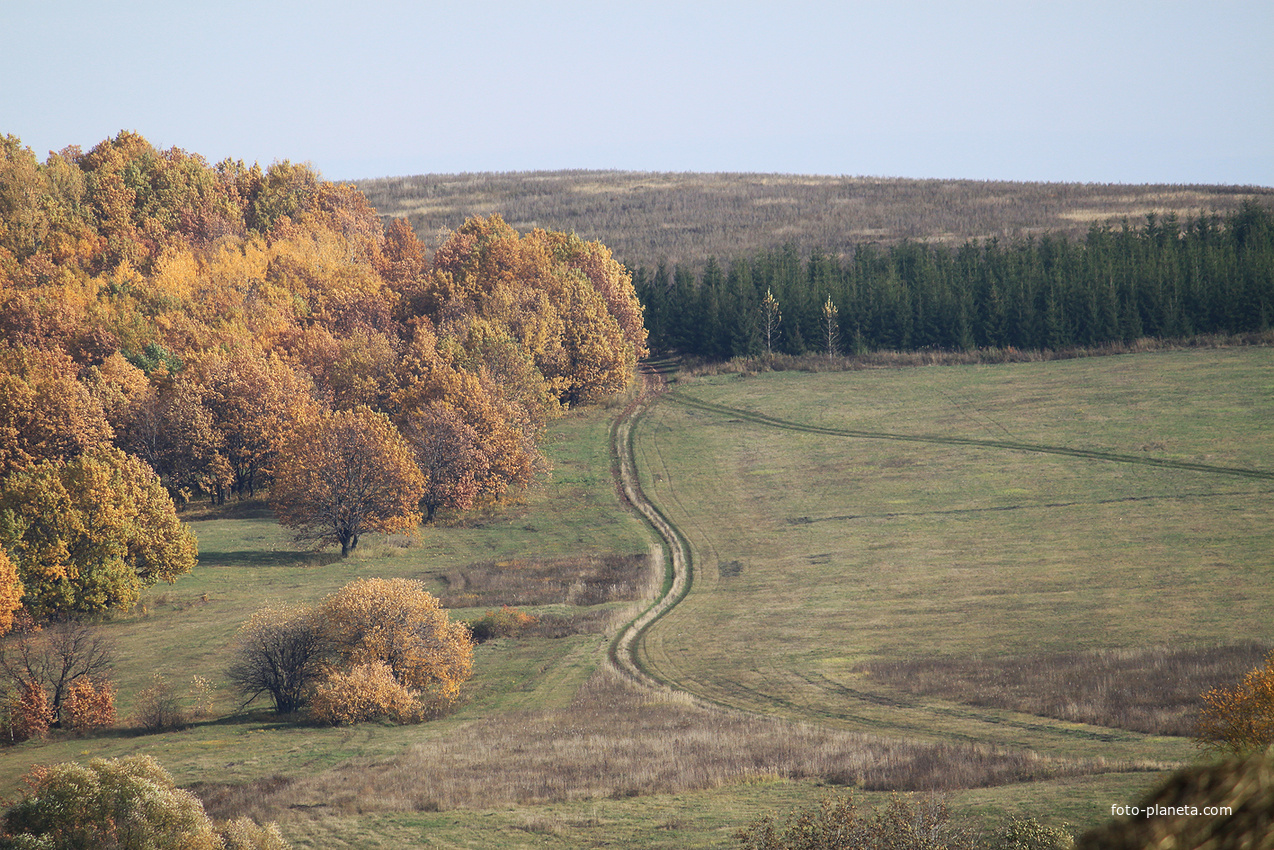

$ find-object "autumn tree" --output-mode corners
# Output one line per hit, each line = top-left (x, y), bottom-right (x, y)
(0, 447), (197, 617)
(190, 348), (319, 499)
(422, 216), (644, 406)
(0, 345), (113, 481)
(117, 368), (231, 506)
(309, 661), (421, 726)
(226, 604), (328, 715)
(1, 755), (291, 850)
(821, 294), (840, 357)
(394, 320), (540, 505)
(318, 578), (473, 712)
(760, 288), (782, 355)
(227, 579), (474, 723)
(1196, 651), (1274, 755)
(0, 613), (114, 725)
(0, 550), (20, 636)
(397, 403), (488, 523)
(271, 407), (424, 557)
(61, 676), (117, 734)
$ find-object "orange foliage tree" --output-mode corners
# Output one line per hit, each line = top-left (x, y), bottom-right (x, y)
(271, 407), (424, 557)
(397, 403), (488, 523)
(61, 676), (118, 734)
(2, 134), (648, 565)
(0, 549), (21, 636)
(1197, 652), (1274, 755)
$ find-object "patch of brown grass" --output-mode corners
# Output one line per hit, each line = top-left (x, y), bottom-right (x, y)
(861, 644), (1271, 736)
(436, 554), (647, 609)
(195, 668), (1144, 822)
(680, 332), (1274, 378)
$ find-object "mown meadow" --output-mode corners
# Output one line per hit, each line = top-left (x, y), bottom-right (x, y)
(1, 346), (1270, 847)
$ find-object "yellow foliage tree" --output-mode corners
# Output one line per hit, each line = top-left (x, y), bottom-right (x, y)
(318, 577), (473, 711)
(0, 447), (197, 617)
(1197, 651), (1274, 755)
(309, 661), (422, 726)
(0, 345), (113, 481)
(423, 215), (643, 406)
(0, 549), (21, 636)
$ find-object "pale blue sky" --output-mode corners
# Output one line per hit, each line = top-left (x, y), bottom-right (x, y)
(3, 1), (1271, 185)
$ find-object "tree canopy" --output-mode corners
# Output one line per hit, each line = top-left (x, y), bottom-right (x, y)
(271, 407), (424, 557)
(0, 132), (648, 613)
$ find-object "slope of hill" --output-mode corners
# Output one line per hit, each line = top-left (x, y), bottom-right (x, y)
(356, 170), (1274, 269)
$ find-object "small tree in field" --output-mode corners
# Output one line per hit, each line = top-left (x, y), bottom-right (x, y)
(62, 677), (117, 734)
(0, 613), (114, 727)
(227, 579), (473, 722)
(271, 407), (425, 557)
(309, 661), (421, 726)
(1196, 650), (1274, 754)
(319, 577), (473, 713)
(226, 604), (329, 715)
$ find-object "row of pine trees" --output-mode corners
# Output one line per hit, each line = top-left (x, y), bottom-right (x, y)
(634, 203), (1274, 358)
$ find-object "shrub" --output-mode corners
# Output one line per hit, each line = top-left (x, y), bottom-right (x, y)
(468, 606), (538, 643)
(1196, 650), (1274, 755)
(309, 662), (422, 726)
(319, 578), (473, 711)
(216, 817), (292, 850)
(736, 793), (970, 850)
(0, 755), (291, 850)
(0, 613), (114, 726)
(134, 673), (185, 732)
(0, 679), (53, 744)
(994, 816), (1074, 850)
(61, 676), (117, 734)
(189, 674), (215, 721)
(226, 604), (328, 715)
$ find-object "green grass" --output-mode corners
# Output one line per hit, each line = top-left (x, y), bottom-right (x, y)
(0, 404), (650, 795)
(633, 347), (1273, 764)
(2, 349), (1268, 847)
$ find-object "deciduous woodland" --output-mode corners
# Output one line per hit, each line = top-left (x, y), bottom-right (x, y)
(0, 132), (646, 624)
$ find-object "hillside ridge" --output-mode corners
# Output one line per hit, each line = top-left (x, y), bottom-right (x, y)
(356, 169), (1274, 270)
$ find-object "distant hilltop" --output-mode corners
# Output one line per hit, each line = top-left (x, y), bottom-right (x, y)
(356, 170), (1274, 270)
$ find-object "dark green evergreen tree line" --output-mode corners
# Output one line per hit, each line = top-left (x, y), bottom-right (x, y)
(634, 203), (1274, 358)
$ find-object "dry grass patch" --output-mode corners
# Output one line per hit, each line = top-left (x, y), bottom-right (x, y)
(862, 644), (1272, 736)
(195, 668), (1141, 823)
(437, 554), (648, 608)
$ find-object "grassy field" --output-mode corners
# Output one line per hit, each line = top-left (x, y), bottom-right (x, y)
(630, 347), (1273, 811)
(1, 348), (1269, 846)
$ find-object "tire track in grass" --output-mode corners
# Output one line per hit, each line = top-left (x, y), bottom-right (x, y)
(607, 369), (1208, 764)
(670, 391), (1274, 480)
(608, 364), (695, 690)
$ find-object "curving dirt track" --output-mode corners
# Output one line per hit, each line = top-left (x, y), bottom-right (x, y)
(607, 363), (694, 689)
